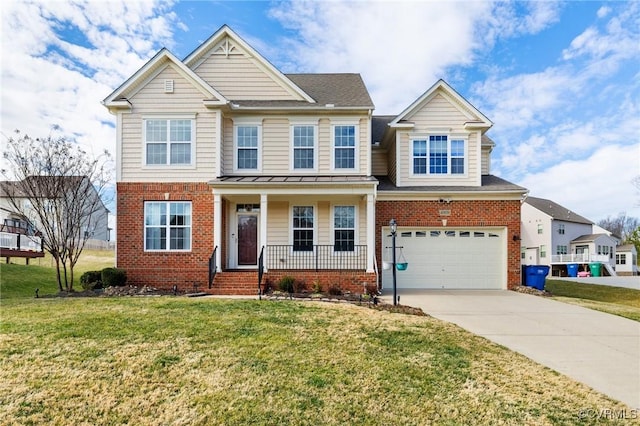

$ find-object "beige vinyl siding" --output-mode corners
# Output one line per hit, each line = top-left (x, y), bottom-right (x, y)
(481, 145), (491, 175)
(267, 201), (289, 243)
(266, 197), (367, 246)
(120, 65), (218, 182)
(262, 118), (289, 174)
(398, 93), (479, 187)
(371, 147), (387, 176)
(194, 55), (297, 101)
(223, 115), (370, 176)
(388, 138), (398, 184)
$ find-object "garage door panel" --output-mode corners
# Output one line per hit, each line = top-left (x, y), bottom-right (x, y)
(382, 228), (504, 290)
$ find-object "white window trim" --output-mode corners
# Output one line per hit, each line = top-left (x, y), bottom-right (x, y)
(142, 115), (196, 168)
(409, 132), (469, 178)
(233, 120), (262, 173)
(331, 122), (359, 172)
(331, 204), (358, 254)
(290, 123), (318, 172)
(289, 203), (317, 250)
(143, 201), (192, 252)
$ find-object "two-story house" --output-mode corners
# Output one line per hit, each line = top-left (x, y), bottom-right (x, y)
(521, 196), (619, 276)
(103, 25), (526, 295)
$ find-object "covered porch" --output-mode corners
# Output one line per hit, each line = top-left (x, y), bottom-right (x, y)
(208, 176), (378, 294)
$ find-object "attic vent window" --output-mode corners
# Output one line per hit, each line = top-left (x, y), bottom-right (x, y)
(164, 80), (174, 93)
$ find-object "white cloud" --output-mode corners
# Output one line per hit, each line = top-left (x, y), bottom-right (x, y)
(269, 0), (496, 114)
(519, 143), (640, 222)
(1, 0), (181, 178)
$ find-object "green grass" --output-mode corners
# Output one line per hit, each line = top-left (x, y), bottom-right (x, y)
(545, 279), (640, 322)
(0, 297), (634, 425)
(0, 249), (114, 299)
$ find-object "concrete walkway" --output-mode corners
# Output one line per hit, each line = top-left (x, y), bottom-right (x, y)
(381, 290), (640, 409)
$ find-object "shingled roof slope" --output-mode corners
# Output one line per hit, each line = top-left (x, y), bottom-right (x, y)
(525, 196), (593, 224)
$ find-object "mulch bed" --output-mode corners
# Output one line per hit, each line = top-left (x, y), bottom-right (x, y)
(40, 286), (427, 316)
(511, 285), (553, 297)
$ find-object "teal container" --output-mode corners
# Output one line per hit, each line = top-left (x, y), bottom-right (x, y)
(589, 263), (602, 277)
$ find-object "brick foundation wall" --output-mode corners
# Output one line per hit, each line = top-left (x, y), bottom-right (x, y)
(116, 182), (213, 290)
(375, 199), (522, 289)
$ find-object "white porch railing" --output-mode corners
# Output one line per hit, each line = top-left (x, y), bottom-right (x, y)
(0, 231), (43, 252)
(551, 254), (610, 263)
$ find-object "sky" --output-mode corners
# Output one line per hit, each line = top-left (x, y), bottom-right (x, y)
(1, 0), (639, 228)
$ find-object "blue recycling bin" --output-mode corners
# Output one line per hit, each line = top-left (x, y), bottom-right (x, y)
(567, 263), (578, 277)
(525, 265), (550, 290)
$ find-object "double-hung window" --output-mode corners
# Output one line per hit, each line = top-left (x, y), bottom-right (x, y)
(333, 125), (356, 170)
(412, 135), (466, 175)
(144, 201), (191, 251)
(334, 206), (355, 252)
(292, 206), (314, 252)
(235, 125), (260, 171)
(292, 125), (316, 170)
(145, 119), (193, 165)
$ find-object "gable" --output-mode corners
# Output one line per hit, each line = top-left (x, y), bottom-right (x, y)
(184, 26), (314, 103)
(103, 49), (226, 111)
(391, 80), (491, 130)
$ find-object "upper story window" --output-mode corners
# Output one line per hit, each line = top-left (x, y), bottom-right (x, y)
(412, 135), (466, 175)
(333, 125), (356, 170)
(292, 125), (316, 170)
(334, 206), (355, 252)
(292, 206), (314, 252)
(145, 119), (193, 165)
(235, 125), (261, 171)
(558, 224), (565, 234)
(144, 201), (191, 251)
(537, 224), (543, 234)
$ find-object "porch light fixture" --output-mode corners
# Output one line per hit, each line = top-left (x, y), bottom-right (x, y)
(390, 218), (398, 306)
(513, 234), (521, 241)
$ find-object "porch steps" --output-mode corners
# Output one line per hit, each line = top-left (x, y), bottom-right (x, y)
(210, 270), (260, 296)
(603, 263), (617, 277)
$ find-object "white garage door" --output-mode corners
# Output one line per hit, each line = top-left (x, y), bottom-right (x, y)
(381, 228), (505, 290)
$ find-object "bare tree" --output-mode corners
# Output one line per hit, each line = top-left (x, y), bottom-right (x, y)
(597, 212), (639, 242)
(1, 129), (112, 291)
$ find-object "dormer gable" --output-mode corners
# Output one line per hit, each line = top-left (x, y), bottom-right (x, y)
(102, 48), (226, 112)
(183, 25), (315, 103)
(389, 79), (492, 131)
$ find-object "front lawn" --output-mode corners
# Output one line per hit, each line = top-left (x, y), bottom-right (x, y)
(545, 279), (640, 322)
(0, 297), (632, 425)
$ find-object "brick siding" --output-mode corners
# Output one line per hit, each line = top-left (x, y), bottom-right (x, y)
(116, 182), (213, 290)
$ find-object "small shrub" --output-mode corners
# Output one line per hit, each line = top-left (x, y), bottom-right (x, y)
(277, 275), (295, 293)
(328, 284), (342, 296)
(364, 284), (378, 296)
(294, 279), (308, 293)
(80, 270), (102, 290)
(311, 279), (323, 294)
(102, 267), (127, 287)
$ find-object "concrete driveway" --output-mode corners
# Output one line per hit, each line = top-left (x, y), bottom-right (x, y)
(382, 290), (640, 409)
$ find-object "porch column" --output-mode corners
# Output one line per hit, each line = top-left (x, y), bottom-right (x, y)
(214, 193), (222, 272)
(260, 193), (268, 271)
(366, 192), (375, 273)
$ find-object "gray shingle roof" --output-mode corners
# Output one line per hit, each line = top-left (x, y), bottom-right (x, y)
(287, 73), (373, 108)
(375, 175), (526, 193)
(525, 196), (593, 224)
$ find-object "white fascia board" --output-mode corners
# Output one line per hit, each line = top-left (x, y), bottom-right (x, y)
(210, 183), (377, 196)
(376, 190), (526, 202)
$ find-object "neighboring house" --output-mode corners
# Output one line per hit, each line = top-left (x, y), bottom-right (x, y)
(615, 244), (638, 276)
(0, 176), (110, 248)
(521, 196), (618, 276)
(103, 25), (526, 295)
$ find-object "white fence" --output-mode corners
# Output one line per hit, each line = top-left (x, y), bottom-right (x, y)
(551, 254), (610, 263)
(0, 232), (42, 252)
